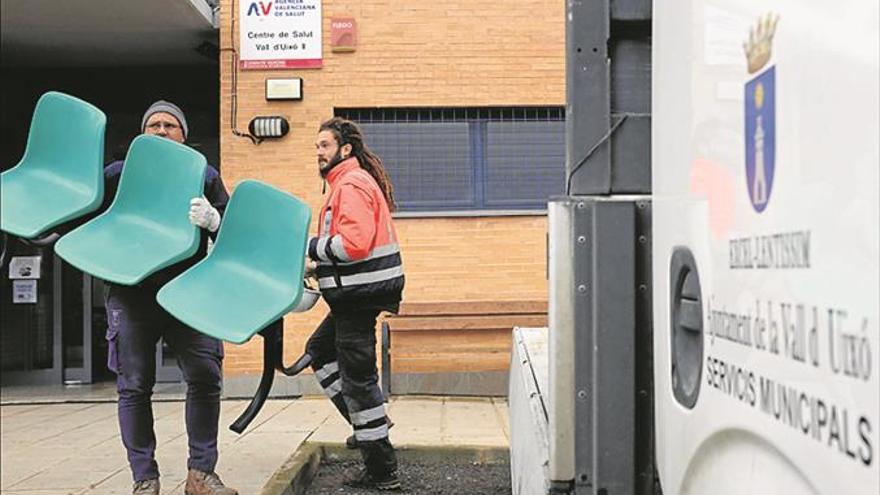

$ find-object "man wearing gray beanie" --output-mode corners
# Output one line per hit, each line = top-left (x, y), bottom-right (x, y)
(95, 100), (237, 495)
(141, 100), (189, 142)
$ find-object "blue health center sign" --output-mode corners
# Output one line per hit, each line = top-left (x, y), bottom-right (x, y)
(744, 65), (776, 213)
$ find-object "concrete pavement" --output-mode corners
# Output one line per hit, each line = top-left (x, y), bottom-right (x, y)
(1, 396), (510, 494)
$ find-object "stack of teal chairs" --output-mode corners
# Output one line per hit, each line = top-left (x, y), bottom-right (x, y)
(4, 91), (318, 434)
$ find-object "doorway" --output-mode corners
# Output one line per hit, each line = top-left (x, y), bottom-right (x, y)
(1, 237), (183, 386)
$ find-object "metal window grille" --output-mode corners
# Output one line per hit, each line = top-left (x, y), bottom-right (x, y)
(336, 107), (565, 213)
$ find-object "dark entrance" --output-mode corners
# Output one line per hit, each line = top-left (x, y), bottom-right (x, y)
(1, 70), (218, 387)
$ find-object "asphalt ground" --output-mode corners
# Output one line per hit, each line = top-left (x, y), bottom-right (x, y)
(305, 457), (511, 495)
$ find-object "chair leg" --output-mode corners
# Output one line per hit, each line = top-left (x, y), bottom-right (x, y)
(268, 318), (312, 376)
(227, 319), (313, 433)
(229, 322), (281, 433)
(280, 352), (312, 376)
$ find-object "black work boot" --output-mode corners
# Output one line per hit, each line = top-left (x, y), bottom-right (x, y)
(346, 418), (394, 449)
(132, 478), (160, 495)
(344, 468), (401, 491)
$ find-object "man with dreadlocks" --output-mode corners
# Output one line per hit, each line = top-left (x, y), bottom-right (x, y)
(304, 117), (404, 490)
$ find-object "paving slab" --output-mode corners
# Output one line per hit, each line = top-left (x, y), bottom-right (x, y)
(1, 396), (510, 494)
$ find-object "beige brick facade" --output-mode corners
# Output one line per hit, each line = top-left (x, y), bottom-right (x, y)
(218, 0), (564, 376)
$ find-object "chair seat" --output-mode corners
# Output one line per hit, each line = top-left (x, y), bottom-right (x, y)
(55, 213), (193, 285)
(156, 180), (311, 344)
(1, 164), (98, 239)
(157, 259), (300, 344)
(53, 134), (207, 286)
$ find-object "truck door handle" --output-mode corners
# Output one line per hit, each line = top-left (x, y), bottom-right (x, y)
(670, 247), (703, 409)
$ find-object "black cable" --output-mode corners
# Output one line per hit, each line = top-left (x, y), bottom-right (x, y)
(223, 0), (259, 145)
(565, 114), (628, 195)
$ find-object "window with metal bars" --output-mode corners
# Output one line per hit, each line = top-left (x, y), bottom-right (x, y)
(335, 107), (565, 214)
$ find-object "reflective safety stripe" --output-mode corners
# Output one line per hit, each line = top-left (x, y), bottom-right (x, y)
(322, 209), (332, 233)
(323, 378), (342, 398)
(350, 404), (386, 426)
(329, 235), (351, 262)
(319, 266), (403, 289)
(316, 237), (331, 262)
(354, 424), (389, 441)
(315, 361), (339, 381)
(316, 243), (401, 267)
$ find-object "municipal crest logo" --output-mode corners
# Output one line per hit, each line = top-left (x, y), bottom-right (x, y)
(744, 14), (779, 213)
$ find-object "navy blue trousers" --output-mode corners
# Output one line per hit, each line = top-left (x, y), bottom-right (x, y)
(105, 284), (224, 482)
(306, 311), (397, 478)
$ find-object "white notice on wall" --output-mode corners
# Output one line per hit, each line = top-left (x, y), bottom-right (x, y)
(8, 256), (41, 279)
(239, 0), (323, 70)
(12, 280), (37, 304)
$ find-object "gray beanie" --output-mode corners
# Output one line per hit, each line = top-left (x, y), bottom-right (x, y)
(141, 100), (188, 139)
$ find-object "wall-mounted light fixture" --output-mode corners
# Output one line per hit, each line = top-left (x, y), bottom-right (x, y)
(265, 78), (303, 101)
(248, 116), (290, 141)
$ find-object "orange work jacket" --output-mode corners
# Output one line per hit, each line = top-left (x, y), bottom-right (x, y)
(308, 158), (404, 312)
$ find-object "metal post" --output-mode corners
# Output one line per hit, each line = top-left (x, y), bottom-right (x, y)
(588, 201), (637, 495)
(564, 0), (655, 493)
(566, 0), (611, 195)
(549, 198), (577, 491)
(81, 273), (93, 383)
(563, 199), (647, 495)
(571, 199), (596, 491)
(633, 201), (656, 495)
(51, 253), (63, 382)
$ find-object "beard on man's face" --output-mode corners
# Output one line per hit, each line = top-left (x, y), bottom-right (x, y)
(319, 148), (346, 177)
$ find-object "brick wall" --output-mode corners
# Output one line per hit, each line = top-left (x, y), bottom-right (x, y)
(218, 0), (564, 376)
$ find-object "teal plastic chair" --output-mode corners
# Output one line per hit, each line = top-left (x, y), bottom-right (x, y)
(156, 180), (316, 433)
(54, 134), (206, 285)
(156, 180), (312, 433)
(157, 179), (312, 344)
(1, 91), (106, 239)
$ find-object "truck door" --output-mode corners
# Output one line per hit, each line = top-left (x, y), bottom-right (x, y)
(652, 1), (879, 493)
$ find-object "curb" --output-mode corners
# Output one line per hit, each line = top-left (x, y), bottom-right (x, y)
(261, 442), (323, 495)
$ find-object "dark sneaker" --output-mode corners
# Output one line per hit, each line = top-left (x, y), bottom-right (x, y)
(346, 433), (358, 449)
(184, 469), (238, 495)
(344, 469), (402, 491)
(346, 418), (395, 450)
(132, 478), (160, 495)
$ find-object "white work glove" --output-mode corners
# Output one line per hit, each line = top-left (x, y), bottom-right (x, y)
(189, 197), (221, 232)
(304, 259), (317, 279)
(303, 259), (319, 290)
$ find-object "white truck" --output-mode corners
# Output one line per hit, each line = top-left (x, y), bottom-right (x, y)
(653, 1), (878, 493)
(510, 1), (878, 493)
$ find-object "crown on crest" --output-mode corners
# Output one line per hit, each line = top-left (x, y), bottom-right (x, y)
(743, 13), (779, 74)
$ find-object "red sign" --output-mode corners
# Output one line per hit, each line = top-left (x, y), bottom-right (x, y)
(240, 59), (322, 70)
(331, 17), (357, 52)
